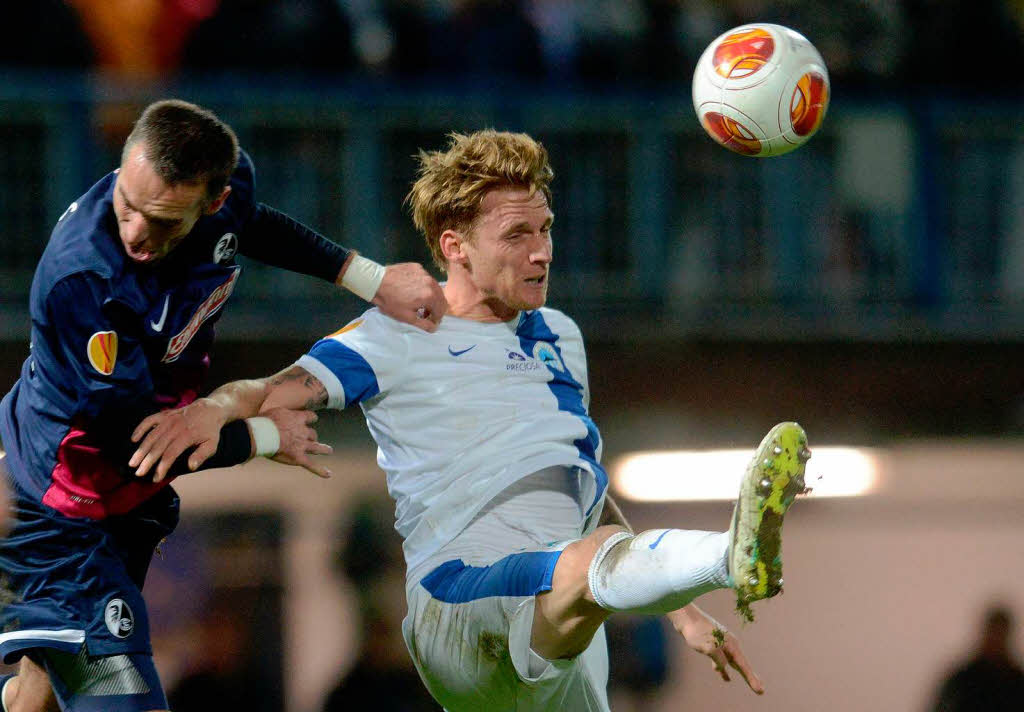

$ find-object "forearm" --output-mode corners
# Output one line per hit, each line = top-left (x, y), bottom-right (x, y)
(203, 378), (272, 421)
(155, 419), (255, 478)
(667, 602), (713, 628)
(95, 398), (256, 479)
(241, 203), (351, 283)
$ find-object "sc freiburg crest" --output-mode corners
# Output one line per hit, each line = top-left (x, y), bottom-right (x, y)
(104, 598), (135, 639)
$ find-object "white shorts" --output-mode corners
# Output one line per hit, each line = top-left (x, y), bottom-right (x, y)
(402, 467), (611, 712)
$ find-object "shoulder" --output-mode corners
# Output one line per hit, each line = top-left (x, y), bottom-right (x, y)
(315, 307), (417, 353)
(536, 307), (584, 342)
(221, 148), (256, 216)
(238, 148), (255, 176)
(232, 149), (255, 196)
(36, 271), (136, 335)
(33, 175), (130, 308)
(43, 173), (122, 281)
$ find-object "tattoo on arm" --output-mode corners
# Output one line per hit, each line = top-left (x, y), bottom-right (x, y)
(268, 366), (328, 410)
(301, 373), (328, 409)
(268, 366), (308, 386)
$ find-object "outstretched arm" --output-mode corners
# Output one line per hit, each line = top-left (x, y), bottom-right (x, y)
(243, 204), (448, 331)
(131, 365), (332, 481)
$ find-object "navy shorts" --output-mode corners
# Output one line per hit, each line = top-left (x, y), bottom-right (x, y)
(34, 647), (169, 712)
(0, 457), (179, 669)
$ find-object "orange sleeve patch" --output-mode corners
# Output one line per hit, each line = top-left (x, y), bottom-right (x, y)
(325, 319), (364, 339)
(87, 331), (118, 375)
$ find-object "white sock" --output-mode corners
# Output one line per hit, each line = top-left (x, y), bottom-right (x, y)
(587, 529), (730, 614)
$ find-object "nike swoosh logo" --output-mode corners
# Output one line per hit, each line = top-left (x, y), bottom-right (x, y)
(151, 295), (170, 332)
(448, 345), (477, 357)
(648, 529), (671, 550)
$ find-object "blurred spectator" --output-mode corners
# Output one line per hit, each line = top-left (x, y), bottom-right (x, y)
(151, 514), (286, 712)
(573, 0), (649, 85)
(9, 0), (1019, 93)
(322, 497), (436, 711)
(375, 0), (445, 77)
(67, 0), (218, 79)
(181, 0), (356, 77)
(441, 0), (545, 83)
(372, 0), (544, 83)
(167, 590), (280, 712)
(929, 604), (1024, 712)
(525, 0), (583, 82)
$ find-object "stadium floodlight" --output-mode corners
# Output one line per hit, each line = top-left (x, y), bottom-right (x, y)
(611, 446), (879, 502)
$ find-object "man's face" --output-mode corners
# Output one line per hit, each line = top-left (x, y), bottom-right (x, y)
(458, 186), (554, 316)
(112, 142), (209, 264)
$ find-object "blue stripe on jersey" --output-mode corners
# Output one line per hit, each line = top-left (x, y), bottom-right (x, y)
(306, 338), (380, 405)
(517, 311), (607, 514)
(419, 551), (561, 603)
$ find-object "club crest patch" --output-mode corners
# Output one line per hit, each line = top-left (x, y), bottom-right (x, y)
(213, 232), (238, 264)
(87, 331), (118, 375)
(532, 342), (564, 371)
(104, 598), (135, 638)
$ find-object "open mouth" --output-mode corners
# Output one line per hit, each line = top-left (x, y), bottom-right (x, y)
(525, 274), (546, 285)
(126, 247), (156, 262)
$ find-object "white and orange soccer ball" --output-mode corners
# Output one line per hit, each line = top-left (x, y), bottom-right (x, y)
(692, 23), (830, 157)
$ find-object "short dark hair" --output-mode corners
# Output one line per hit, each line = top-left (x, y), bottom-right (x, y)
(122, 99), (240, 204)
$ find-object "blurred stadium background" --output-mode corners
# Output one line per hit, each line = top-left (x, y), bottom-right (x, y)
(1, 1), (1023, 711)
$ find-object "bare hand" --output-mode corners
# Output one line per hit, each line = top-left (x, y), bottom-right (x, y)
(668, 605), (764, 694)
(130, 398), (228, 482)
(263, 407), (333, 478)
(372, 262), (447, 332)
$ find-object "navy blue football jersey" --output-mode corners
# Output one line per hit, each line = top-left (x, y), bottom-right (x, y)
(0, 152), (258, 519)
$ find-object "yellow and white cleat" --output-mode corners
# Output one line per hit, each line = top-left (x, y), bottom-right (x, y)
(728, 421), (810, 622)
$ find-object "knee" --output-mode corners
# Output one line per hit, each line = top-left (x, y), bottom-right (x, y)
(550, 525), (630, 609)
(7, 660), (59, 712)
(531, 526), (629, 660)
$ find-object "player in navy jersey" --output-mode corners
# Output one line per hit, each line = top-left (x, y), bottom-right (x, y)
(0, 99), (446, 712)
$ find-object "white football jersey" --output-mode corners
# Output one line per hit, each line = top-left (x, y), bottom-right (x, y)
(296, 308), (608, 572)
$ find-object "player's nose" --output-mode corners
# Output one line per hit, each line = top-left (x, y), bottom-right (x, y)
(120, 218), (148, 247)
(530, 238), (552, 264)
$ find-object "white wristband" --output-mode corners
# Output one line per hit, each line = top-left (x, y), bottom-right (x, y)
(246, 417), (280, 457)
(340, 255), (386, 301)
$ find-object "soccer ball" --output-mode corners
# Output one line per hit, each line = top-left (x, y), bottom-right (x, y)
(692, 23), (830, 157)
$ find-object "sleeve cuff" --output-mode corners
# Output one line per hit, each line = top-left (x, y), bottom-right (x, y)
(295, 354), (347, 409)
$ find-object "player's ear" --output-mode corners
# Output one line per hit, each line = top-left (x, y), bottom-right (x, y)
(204, 185), (231, 215)
(439, 229), (467, 264)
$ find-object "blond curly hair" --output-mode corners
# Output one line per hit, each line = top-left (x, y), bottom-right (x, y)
(406, 130), (554, 271)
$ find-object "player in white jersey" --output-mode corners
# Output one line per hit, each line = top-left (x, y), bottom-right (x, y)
(130, 130), (811, 711)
